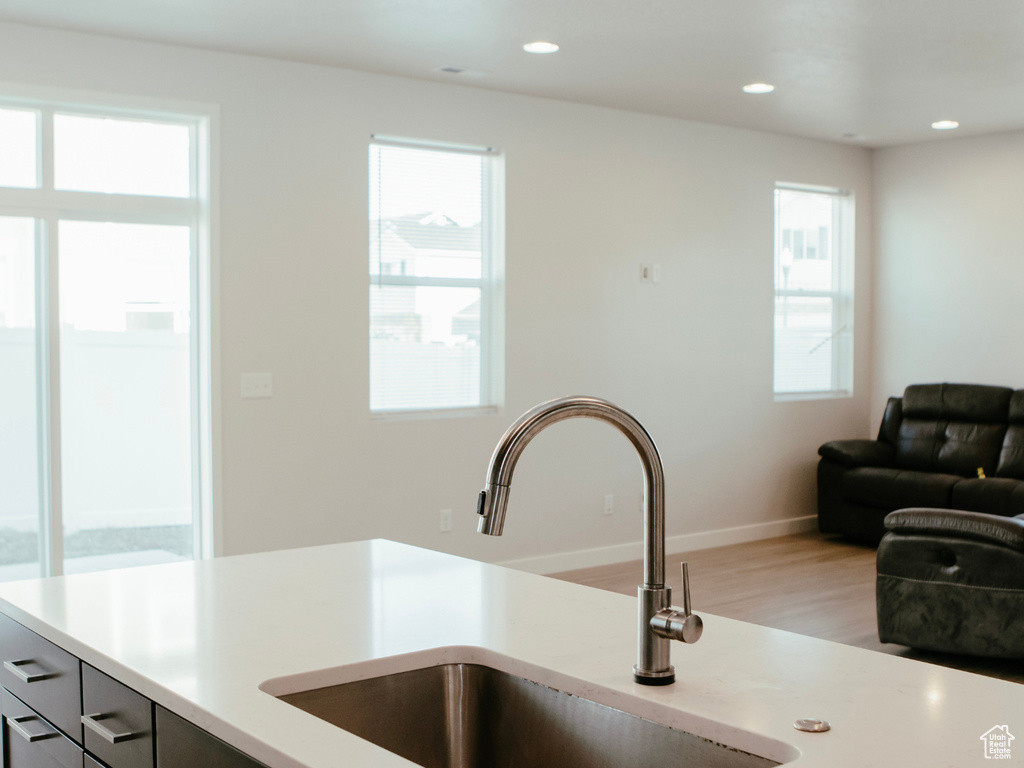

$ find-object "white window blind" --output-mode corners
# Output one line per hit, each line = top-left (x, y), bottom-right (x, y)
(368, 138), (504, 415)
(773, 185), (854, 398)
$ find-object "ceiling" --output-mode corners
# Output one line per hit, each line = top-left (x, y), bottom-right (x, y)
(2, 0), (1023, 147)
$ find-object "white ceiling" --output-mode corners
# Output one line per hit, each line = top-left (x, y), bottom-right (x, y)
(2, 0), (1023, 147)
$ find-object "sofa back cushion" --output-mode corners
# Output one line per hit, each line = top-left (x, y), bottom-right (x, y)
(895, 383), (1012, 477)
(996, 390), (1024, 479)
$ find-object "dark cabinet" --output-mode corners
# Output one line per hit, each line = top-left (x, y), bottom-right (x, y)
(1, 689), (83, 768)
(0, 615), (82, 742)
(81, 664), (153, 768)
(0, 613), (270, 768)
(155, 707), (267, 768)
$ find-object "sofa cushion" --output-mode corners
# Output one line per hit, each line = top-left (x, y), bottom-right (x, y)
(996, 390), (1024, 479)
(841, 467), (959, 509)
(902, 383), (1013, 422)
(895, 384), (1011, 476)
(895, 420), (1006, 475)
(950, 478), (1024, 518)
(937, 422), (1008, 476)
(894, 418), (941, 471)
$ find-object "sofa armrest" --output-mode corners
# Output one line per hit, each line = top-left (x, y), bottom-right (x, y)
(818, 439), (895, 468)
(884, 508), (1024, 553)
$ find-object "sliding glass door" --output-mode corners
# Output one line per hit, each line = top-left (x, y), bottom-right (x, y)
(0, 216), (43, 580)
(58, 220), (196, 573)
(0, 98), (213, 580)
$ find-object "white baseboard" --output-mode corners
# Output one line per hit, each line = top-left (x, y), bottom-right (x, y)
(497, 515), (819, 575)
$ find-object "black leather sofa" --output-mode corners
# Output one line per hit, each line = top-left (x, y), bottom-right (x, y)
(817, 383), (1024, 544)
(876, 508), (1024, 657)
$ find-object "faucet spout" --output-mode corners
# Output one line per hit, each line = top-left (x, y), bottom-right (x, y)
(476, 396), (701, 685)
(477, 396), (665, 588)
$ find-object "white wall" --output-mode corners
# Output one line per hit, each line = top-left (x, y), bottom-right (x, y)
(872, 132), (1024, 423)
(0, 22), (874, 569)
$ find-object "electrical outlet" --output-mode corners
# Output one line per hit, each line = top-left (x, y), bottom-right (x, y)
(604, 494), (614, 516)
(241, 373), (273, 399)
(439, 509), (453, 533)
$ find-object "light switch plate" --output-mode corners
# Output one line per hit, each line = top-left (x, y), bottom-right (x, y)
(241, 373), (273, 399)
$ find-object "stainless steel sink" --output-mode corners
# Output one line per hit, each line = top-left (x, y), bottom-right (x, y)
(277, 662), (781, 768)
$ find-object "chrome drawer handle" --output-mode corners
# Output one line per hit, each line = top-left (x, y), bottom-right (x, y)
(82, 713), (136, 743)
(3, 659), (52, 683)
(8, 714), (58, 743)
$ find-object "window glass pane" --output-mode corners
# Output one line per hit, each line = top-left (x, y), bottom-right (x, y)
(0, 216), (42, 581)
(774, 185), (853, 397)
(0, 108), (39, 189)
(58, 220), (193, 575)
(370, 145), (483, 279)
(776, 190), (833, 292)
(370, 284), (481, 412)
(54, 114), (190, 198)
(774, 296), (834, 394)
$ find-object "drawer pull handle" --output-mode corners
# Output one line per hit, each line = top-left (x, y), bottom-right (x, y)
(3, 659), (52, 683)
(9, 714), (58, 743)
(82, 713), (136, 743)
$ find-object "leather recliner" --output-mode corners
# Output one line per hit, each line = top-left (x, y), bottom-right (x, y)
(876, 508), (1024, 657)
(817, 383), (1024, 544)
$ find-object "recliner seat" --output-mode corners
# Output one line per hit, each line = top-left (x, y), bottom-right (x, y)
(876, 507), (1024, 658)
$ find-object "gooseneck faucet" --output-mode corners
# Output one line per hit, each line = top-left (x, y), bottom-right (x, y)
(476, 396), (702, 685)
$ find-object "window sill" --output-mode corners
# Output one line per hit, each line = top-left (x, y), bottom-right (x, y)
(371, 405), (499, 421)
(774, 390), (852, 403)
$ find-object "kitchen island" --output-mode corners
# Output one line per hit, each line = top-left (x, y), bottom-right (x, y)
(0, 539), (1020, 767)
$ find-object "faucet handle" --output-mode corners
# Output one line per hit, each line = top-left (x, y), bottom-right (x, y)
(649, 562), (703, 645)
(680, 562), (693, 616)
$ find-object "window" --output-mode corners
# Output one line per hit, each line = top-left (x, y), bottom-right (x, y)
(368, 136), (504, 416)
(0, 97), (213, 580)
(773, 184), (854, 398)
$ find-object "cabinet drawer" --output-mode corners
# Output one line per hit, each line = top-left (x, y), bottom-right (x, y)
(0, 613), (83, 742)
(81, 664), (153, 768)
(155, 707), (268, 768)
(2, 688), (84, 768)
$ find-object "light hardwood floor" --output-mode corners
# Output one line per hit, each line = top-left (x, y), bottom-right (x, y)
(552, 531), (1024, 684)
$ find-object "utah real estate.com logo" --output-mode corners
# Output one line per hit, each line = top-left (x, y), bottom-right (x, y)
(980, 725), (1014, 760)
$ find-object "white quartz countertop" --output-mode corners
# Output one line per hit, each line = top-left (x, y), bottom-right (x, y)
(0, 539), (1021, 767)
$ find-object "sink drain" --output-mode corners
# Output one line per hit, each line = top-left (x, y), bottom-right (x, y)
(793, 718), (831, 733)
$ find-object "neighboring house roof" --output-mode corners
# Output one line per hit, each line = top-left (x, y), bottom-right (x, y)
(454, 299), (480, 321)
(379, 212), (480, 252)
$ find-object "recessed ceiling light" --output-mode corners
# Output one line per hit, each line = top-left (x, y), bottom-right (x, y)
(523, 41), (559, 54)
(931, 120), (959, 130)
(742, 83), (775, 94)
